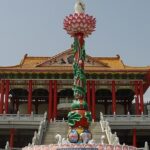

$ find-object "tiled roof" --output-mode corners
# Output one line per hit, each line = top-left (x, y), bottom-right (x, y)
(0, 49), (149, 72)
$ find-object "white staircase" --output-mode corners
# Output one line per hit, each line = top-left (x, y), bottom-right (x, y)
(42, 121), (109, 144)
(42, 122), (68, 144)
(90, 122), (108, 144)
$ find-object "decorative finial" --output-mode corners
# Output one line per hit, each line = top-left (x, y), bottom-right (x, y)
(74, 0), (85, 13)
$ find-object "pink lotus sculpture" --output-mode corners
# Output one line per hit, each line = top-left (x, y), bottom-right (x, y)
(64, 13), (96, 37)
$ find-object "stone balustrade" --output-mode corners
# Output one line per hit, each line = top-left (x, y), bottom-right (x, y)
(0, 111), (47, 129)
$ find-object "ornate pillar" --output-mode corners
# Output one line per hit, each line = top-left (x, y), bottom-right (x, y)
(27, 80), (32, 114)
(134, 81), (140, 115)
(133, 128), (137, 147)
(9, 128), (15, 149)
(48, 80), (53, 121)
(0, 80), (5, 114)
(92, 80), (96, 120)
(112, 80), (116, 114)
(63, 0), (96, 143)
(87, 80), (91, 111)
(139, 81), (144, 114)
(53, 80), (57, 119)
(5, 80), (10, 113)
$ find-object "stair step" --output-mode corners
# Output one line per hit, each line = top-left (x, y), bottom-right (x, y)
(42, 122), (109, 144)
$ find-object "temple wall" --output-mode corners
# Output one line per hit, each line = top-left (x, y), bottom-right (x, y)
(95, 104), (104, 119)
(19, 104), (35, 114)
(38, 104), (48, 114)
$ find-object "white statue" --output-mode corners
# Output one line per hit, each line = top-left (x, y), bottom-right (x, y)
(74, 0), (85, 13)
(100, 135), (105, 145)
(62, 138), (70, 144)
(88, 139), (95, 144)
(55, 134), (62, 145)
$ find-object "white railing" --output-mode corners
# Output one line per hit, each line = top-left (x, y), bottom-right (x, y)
(100, 112), (120, 145)
(0, 111), (45, 122)
(22, 143), (149, 150)
(100, 112), (149, 150)
(103, 113), (150, 122)
(30, 112), (47, 146)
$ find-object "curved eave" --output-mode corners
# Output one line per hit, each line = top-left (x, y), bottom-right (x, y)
(0, 65), (21, 68)
(0, 67), (149, 73)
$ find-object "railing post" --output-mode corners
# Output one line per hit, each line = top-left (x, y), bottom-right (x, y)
(144, 141), (149, 150)
(5, 141), (10, 150)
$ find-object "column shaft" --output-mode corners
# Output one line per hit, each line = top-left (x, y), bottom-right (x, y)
(27, 80), (32, 114)
(53, 80), (57, 119)
(87, 80), (91, 111)
(133, 128), (137, 147)
(48, 80), (53, 121)
(9, 128), (15, 148)
(112, 80), (116, 114)
(92, 80), (96, 120)
(0, 80), (5, 114)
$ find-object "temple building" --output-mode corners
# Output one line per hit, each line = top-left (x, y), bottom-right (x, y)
(0, 48), (150, 148)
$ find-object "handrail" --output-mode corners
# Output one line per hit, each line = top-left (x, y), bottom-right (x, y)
(103, 113), (150, 122)
(30, 112), (48, 146)
(0, 111), (45, 122)
(100, 112), (119, 145)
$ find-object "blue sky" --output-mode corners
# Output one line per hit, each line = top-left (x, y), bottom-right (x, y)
(0, 0), (150, 101)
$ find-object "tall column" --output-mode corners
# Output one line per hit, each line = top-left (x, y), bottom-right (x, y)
(48, 80), (53, 121)
(5, 80), (10, 113)
(27, 80), (32, 114)
(139, 81), (144, 114)
(92, 80), (96, 121)
(9, 128), (15, 149)
(87, 80), (91, 111)
(134, 81), (140, 115)
(53, 80), (57, 119)
(0, 80), (5, 114)
(112, 80), (116, 114)
(133, 128), (137, 147)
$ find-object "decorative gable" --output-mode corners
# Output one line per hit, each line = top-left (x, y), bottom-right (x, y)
(36, 49), (109, 68)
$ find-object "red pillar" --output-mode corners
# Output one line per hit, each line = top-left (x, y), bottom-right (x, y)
(5, 80), (10, 113)
(91, 80), (96, 121)
(86, 80), (91, 111)
(139, 81), (144, 114)
(133, 128), (137, 147)
(0, 80), (5, 114)
(112, 80), (116, 114)
(134, 81), (140, 115)
(27, 80), (32, 114)
(48, 80), (53, 121)
(53, 80), (57, 119)
(9, 128), (15, 149)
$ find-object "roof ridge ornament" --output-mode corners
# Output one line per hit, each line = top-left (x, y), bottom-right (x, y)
(74, 0), (85, 13)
